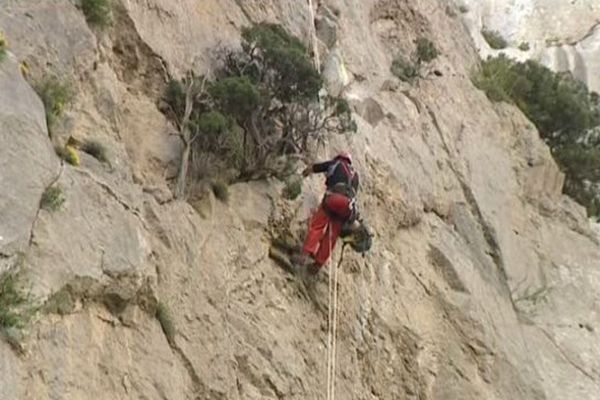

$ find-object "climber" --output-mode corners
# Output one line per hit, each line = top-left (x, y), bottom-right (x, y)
(295, 151), (360, 275)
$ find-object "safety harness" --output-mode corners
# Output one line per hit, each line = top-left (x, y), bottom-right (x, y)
(322, 160), (357, 222)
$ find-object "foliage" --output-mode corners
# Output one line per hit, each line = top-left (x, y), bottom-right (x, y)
(81, 0), (112, 27)
(459, 5), (469, 13)
(41, 186), (65, 212)
(283, 177), (302, 200)
(240, 23), (322, 101)
(163, 23), (355, 187)
(391, 55), (418, 82)
(82, 140), (108, 163)
(209, 77), (263, 119)
(34, 76), (74, 136)
(518, 42), (530, 51)
(391, 37), (439, 83)
(211, 180), (230, 203)
(0, 275), (28, 330)
(156, 302), (175, 343)
(482, 29), (508, 49)
(416, 38), (439, 63)
(0, 32), (7, 62)
(474, 55), (600, 215)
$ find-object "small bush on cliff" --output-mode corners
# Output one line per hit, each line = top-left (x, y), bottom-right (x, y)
(163, 23), (355, 198)
(0, 32), (7, 62)
(416, 38), (439, 63)
(482, 29), (508, 49)
(81, 0), (112, 27)
(0, 274), (28, 330)
(283, 176), (302, 200)
(474, 55), (600, 215)
(391, 55), (418, 82)
(35, 76), (74, 137)
(41, 186), (65, 212)
(391, 37), (439, 83)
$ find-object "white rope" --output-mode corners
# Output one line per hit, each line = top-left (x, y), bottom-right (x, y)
(305, 2), (338, 399)
(330, 232), (340, 400)
(326, 229), (334, 400)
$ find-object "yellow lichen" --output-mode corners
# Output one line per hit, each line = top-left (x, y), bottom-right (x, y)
(19, 61), (29, 78)
(64, 146), (80, 166)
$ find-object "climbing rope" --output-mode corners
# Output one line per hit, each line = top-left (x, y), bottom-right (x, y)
(305, 1), (338, 398)
(326, 226), (334, 400)
(327, 242), (347, 400)
(326, 228), (337, 400)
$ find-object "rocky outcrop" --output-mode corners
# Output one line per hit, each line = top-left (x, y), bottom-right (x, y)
(457, 0), (600, 92)
(0, 0), (600, 399)
(0, 57), (58, 266)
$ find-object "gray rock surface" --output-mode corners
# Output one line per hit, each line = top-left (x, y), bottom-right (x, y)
(456, 0), (600, 92)
(0, 57), (58, 257)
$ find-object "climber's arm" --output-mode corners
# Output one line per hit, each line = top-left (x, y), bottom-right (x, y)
(302, 160), (334, 177)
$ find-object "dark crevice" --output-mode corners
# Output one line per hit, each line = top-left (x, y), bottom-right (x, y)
(426, 107), (516, 308)
(75, 169), (148, 229)
(537, 326), (600, 385)
(158, 321), (226, 400)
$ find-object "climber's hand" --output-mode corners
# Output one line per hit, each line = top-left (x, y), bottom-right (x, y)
(302, 167), (312, 177)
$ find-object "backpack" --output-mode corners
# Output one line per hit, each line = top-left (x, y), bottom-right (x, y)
(341, 220), (373, 254)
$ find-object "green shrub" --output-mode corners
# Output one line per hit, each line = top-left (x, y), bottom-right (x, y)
(0, 32), (7, 62)
(474, 55), (600, 215)
(459, 5), (469, 13)
(156, 302), (175, 343)
(34, 77), (74, 136)
(81, 0), (112, 27)
(164, 23), (355, 189)
(518, 42), (530, 51)
(391, 55), (418, 82)
(241, 23), (322, 101)
(482, 29), (508, 49)
(391, 38), (438, 83)
(0, 275), (27, 330)
(165, 79), (186, 117)
(211, 180), (230, 203)
(196, 111), (230, 137)
(472, 55), (517, 102)
(82, 140), (108, 163)
(416, 38), (439, 63)
(283, 177), (302, 200)
(41, 186), (65, 212)
(209, 77), (263, 120)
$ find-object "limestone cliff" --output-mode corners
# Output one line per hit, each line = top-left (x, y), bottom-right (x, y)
(459, 0), (600, 92)
(0, 1), (599, 399)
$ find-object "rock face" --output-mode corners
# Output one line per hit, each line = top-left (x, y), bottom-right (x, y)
(1, 1), (600, 399)
(458, 0), (600, 92)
